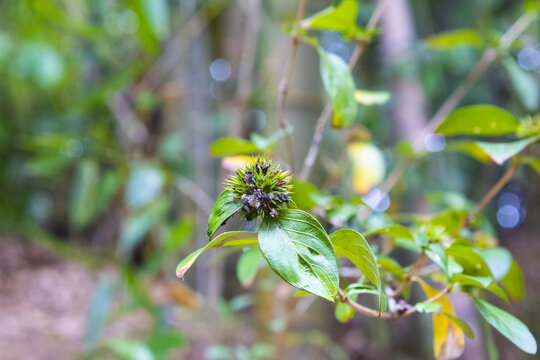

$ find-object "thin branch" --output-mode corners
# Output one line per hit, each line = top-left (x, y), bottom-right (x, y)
(338, 286), (451, 320)
(470, 161), (520, 220)
(300, 0), (389, 180)
(388, 252), (427, 298)
(275, 0), (307, 170)
(176, 177), (214, 215)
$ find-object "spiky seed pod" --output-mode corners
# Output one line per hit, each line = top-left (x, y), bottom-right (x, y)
(225, 156), (292, 221)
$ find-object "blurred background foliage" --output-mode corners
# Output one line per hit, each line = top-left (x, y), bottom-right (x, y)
(0, 0), (539, 359)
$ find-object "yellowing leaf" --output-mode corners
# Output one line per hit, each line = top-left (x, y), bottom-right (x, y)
(348, 142), (385, 194)
(418, 280), (465, 360)
(354, 90), (390, 106)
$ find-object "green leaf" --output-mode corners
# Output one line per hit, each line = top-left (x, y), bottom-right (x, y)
(445, 141), (492, 163)
(125, 164), (164, 209)
(475, 137), (538, 165)
(84, 276), (115, 350)
(453, 274), (508, 302)
(318, 47), (357, 128)
(108, 339), (155, 360)
(70, 159), (100, 229)
(522, 156), (540, 176)
(119, 198), (170, 254)
(176, 231), (258, 279)
(210, 137), (259, 156)
(443, 313), (475, 339)
(436, 105), (519, 136)
(330, 229), (383, 311)
(377, 256), (404, 279)
(480, 247), (512, 281)
(142, 0), (169, 39)
(335, 295), (356, 323)
(425, 29), (483, 50)
(415, 301), (442, 313)
(501, 261), (525, 301)
(426, 243), (448, 275)
(365, 225), (414, 240)
(354, 90), (390, 106)
(258, 209), (339, 301)
(503, 57), (539, 111)
(237, 248), (263, 287)
(446, 243), (492, 277)
(290, 180), (319, 210)
(474, 297), (537, 354)
(207, 190), (243, 238)
(301, 0), (360, 38)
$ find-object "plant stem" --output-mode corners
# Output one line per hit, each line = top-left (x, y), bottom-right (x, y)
(276, 0), (307, 170)
(470, 161), (520, 221)
(338, 285), (451, 319)
(300, 0), (389, 180)
(388, 252), (427, 298)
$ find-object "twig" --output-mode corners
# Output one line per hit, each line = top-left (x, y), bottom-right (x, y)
(275, 0), (307, 170)
(299, 0), (389, 180)
(469, 160), (520, 221)
(176, 177), (214, 215)
(338, 285), (451, 320)
(388, 252), (427, 298)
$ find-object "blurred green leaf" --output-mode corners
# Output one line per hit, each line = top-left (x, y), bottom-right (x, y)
(108, 339), (155, 360)
(501, 260), (525, 301)
(142, 0), (169, 39)
(176, 231), (258, 279)
(474, 297), (537, 354)
(301, 0), (360, 38)
(330, 229), (383, 311)
(480, 247), (512, 281)
(119, 198), (170, 254)
(453, 273), (508, 301)
(70, 159), (100, 229)
(210, 138), (259, 156)
(446, 243), (492, 277)
(522, 156), (540, 176)
(14, 41), (64, 87)
(443, 313), (475, 339)
(259, 209), (339, 301)
(165, 214), (196, 252)
(95, 170), (121, 215)
(147, 331), (185, 359)
(207, 190), (243, 238)
(318, 47), (357, 128)
(290, 180), (319, 210)
(126, 164), (164, 209)
(84, 276), (115, 350)
(425, 29), (483, 50)
(377, 256), (404, 279)
(502, 57), (539, 111)
(365, 225), (414, 240)
(335, 296), (356, 322)
(475, 137), (538, 165)
(237, 248), (263, 287)
(415, 301), (442, 313)
(437, 105), (519, 136)
(354, 90), (390, 106)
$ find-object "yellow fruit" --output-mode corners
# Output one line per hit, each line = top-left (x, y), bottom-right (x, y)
(347, 142), (385, 195)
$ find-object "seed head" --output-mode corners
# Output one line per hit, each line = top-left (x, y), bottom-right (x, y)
(225, 156), (292, 220)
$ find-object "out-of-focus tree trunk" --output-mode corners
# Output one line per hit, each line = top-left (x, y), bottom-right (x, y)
(180, 0), (223, 305)
(380, 0), (426, 142)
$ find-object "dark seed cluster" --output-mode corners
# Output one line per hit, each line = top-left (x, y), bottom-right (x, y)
(226, 157), (292, 220)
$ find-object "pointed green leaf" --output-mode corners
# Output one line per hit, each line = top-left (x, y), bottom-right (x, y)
(437, 105), (519, 136)
(503, 57), (539, 111)
(210, 137), (259, 156)
(446, 243), (493, 277)
(474, 297), (537, 354)
(207, 190), (243, 238)
(365, 225), (414, 240)
(176, 231), (257, 279)
(258, 209), (339, 301)
(301, 0), (359, 38)
(335, 295), (356, 323)
(425, 29), (483, 50)
(501, 260), (525, 301)
(330, 229), (383, 312)
(318, 47), (357, 128)
(475, 137), (538, 165)
(443, 313), (475, 339)
(480, 247), (513, 281)
(453, 274), (508, 302)
(237, 248), (263, 287)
